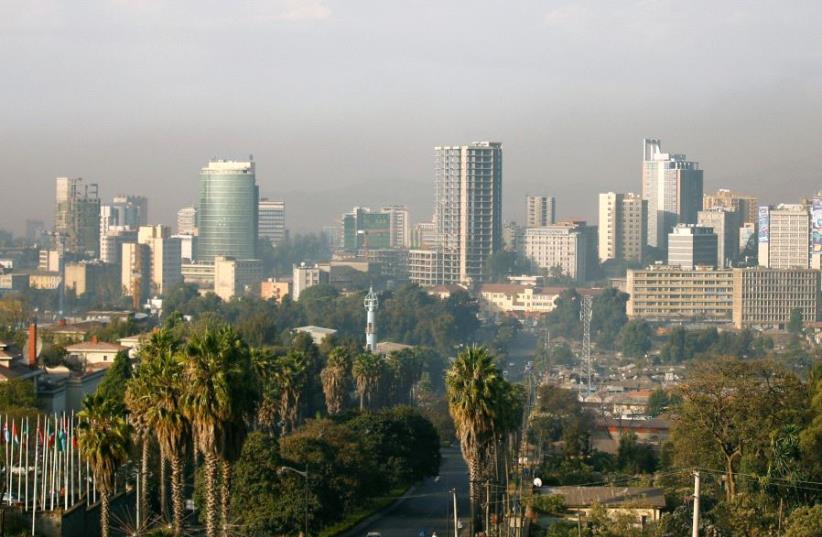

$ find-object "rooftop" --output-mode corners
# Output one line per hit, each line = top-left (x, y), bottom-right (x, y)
(540, 486), (665, 508)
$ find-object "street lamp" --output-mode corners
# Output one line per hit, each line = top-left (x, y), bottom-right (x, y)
(278, 465), (310, 537)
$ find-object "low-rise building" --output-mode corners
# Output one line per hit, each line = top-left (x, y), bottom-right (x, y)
(0, 273), (29, 293)
(214, 256), (263, 301)
(292, 263), (330, 300)
(294, 326), (337, 345)
(537, 486), (664, 527)
(479, 284), (603, 318)
(64, 261), (99, 296)
(65, 338), (127, 365)
(261, 278), (291, 302)
(732, 267), (819, 329)
(626, 266), (734, 322)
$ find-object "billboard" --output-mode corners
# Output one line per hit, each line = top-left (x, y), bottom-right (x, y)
(758, 206), (769, 243)
(813, 199), (822, 253)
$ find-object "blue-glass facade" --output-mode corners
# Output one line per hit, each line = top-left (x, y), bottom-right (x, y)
(197, 160), (259, 264)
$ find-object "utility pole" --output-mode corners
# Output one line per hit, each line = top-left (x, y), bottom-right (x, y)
(452, 489), (459, 537)
(485, 481), (490, 536)
(692, 471), (700, 537)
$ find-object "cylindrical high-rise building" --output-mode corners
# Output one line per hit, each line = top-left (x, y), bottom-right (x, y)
(197, 159), (259, 264)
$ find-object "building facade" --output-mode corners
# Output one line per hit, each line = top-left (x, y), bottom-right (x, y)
(213, 256), (263, 301)
(697, 207), (739, 268)
(292, 263), (329, 300)
(732, 268), (819, 328)
(758, 204), (811, 269)
(55, 177), (101, 257)
(341, 207), (391, 252)
(526, 195), (556, 227)
(176, 206), (198, 235)
(121, 242), (151, 305)
(138, 225), (182, 295)
(626, 266), (734, 322)
(703, 189), (758, 225)
(258, 199), (287, 247)
(598, 192), (646, 263)
(197, 160), (259, 263)
(667, 224), (718, 269)
(524, 221), (593, 280)
(641, 139), (704, 251)
(381, 205), (411, 249)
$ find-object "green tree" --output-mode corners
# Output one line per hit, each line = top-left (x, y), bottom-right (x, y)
(320, 347), (351, 415)
(352, 352), (384, 410)
(77, 393), (132, 537)
(95, 350), (132, 409)
(591, 287), (629, 349)
(0, 379), (38, 412)
(647, 388), (670, 417)
(484, 250), (530, 282)
(784, 504), (822, 537)
(789, 307), (804, 334)
(543, 289), (581, 339)
(274, 351), (308, 432)
(618, 320), (652, 357)
(616, 432), (657, 474)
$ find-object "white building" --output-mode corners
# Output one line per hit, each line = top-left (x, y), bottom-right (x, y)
(758, 204), (811, 269)
(121, 242), (151, 301)
(526, 195), (556, 227)
(258, 199), (287, 247)
(524, 221), (592, 280)
(641, 139), (704, 251)
(598, 192), (646, 263)
(292, 263), (329, 300)
(137, 225), (182, 295)
(176, 206), (198, 235)
(213, 256), (263, 301)
(381, 205), (411, 248)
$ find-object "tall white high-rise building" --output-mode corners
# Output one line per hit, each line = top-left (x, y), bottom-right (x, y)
(641, 139), (704, 251)
(698, 207), (739, 268)
(137, 225), (182, 295)
(176, 207), (198, 235)
(758, 204), (811, 269)
(598, 192), (646, 263)
(258, 199), (287, 247)
(381, 205), (411, 248)
(526, 195), (556, 227)
(433, 141), (503, 285)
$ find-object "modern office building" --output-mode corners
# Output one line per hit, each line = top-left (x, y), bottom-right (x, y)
(598, 192), (646, 263)
(523, 221), (594, 280)
(697, 208), (739, 268)
(197, 159), (259, 263)
(626, 266), (734, 322)
(526, 195), (556, 227)
(121, 242), (151, 306)
(213, 256), (263, 301)
(434, 141), (503, 285)
(137, 225), (182, 295)
(341, 207), (391, 252)
(667, 224), (718, 269)
(641, 139), (703, 251)
(176, 206), (198, 235)
(704, 189), (758, 225)
(381, 205), (411, 249)
(55, 177), (101, 257)
(732, 268), (819, 328)
(258, 199), (287, 247)
(292, 263), (329, 301)
(757, 204), (810, 269)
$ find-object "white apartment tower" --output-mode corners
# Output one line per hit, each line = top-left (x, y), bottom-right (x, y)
(258, 199), (287, 247)
(758, 204), (811, 269)
(598, 192), (646, 263)
(176, 207), (198, 235)
(642, 139), (704, 251)
(526, 195), (556, 227)
(381, 205), (411, 248)
(137, 225), (182, 295)
(523, 221), (593, 281)
(434, 141), (503, 285)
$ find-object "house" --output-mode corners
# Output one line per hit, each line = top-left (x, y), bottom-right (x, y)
(592, 417), (671, 454)
(65, 338), (127, 365)
(0, 339), (42, 383)
(538, 486), (665, 527)
(294, 326), (337, 345)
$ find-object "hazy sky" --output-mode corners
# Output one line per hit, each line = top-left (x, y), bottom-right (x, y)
(2, 0), (821, 234)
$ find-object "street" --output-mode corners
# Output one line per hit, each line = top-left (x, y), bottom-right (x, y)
(353, 445), (470, 537)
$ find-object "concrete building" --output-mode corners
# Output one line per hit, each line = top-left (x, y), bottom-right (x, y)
(526, 195), (556, 227)
(38, 249), (61, 272)
(523, 221), (595, 281)
(197, 159), (258, 263)
(626, 266), (734, 322)
(641, 139), (703, 251)
(100, 227), (138, 264)
(408, 249), (455, 287)
(258, 199), (287, 247)
(121, 242), (151, 305)
(598, 192), (647, 263)
(341, 207), (391, 252)
(213, 256), (263, 301)
(138, 225), (182, 295)
(65, 339), (127, 365)
(412, 221), (437, 249)
(64, 261), (98, 296)
(55, 177), (101, 257)
(99, 195), (147, 260)
(261, 278), (291, 302)
(176, 206), (198, 235)
(704, 189), (758, 225)
(292, 263), (330, 300)
(181, 263), (215, 287)
(381, 205), (411, 249)
(434, 141), (503, 285)
(480, 284), (601, 318)
(0, 273), (29, 293)
(29, 272), (62, 290)
(740, 223), (756, 256)
(172, 233), (197, 262)
(667, 224), (718, 269)
(698, 207), (739, 268)
(732, 268), (819, 329)
(758, 204), (811, 269)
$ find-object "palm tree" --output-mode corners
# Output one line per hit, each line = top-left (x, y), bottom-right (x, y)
(352, 352), (384, 410)
(446, 346), (504, 534)
(181, 326), (255, 537)
(77, 393), (131, 537)
(251, 348), (280, 433)
(320, 347), (351, 415)
(126, 330), (189, 537)
(273, 351), (307, 433)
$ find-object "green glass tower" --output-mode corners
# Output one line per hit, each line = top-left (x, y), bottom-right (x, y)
(197, 159), (259, 264)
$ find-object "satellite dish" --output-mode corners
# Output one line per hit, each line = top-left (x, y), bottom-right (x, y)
(533, 477), (543, 488)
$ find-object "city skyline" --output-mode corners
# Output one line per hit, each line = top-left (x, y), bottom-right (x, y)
(2, 1), (821, 234)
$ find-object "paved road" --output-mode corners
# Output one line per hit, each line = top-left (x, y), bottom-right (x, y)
(354, 445), (470, 537)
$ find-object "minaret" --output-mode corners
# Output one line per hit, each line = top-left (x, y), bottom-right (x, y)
(364, 286), (379, 352)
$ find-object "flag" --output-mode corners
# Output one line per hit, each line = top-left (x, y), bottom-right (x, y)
(58, 430), (66, 452)
(3, 422), (8, 444)
(12, 421), (19, 444)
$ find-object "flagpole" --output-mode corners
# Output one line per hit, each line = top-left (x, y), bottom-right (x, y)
(17, 418), (24, 505)
(23, 417), (29, 510)
(32, 415), (39, 536)
(9, 417), (16, 506)
(41, 417), (48, 511)
(50, 415), (56, 512)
